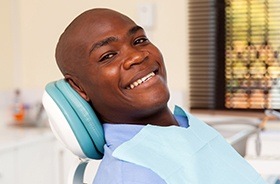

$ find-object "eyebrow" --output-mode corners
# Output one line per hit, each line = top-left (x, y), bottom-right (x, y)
(89, 25), (144, 55)
(89, 37), (118, 54)
(128, 25), (144, 36)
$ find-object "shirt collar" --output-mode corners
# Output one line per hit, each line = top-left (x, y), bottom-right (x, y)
(103, 106), (189, 151)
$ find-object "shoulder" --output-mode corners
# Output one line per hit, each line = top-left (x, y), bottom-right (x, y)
(93, 147), (166, 184)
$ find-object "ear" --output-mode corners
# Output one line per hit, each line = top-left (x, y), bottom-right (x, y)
(65, 76), (90, 102)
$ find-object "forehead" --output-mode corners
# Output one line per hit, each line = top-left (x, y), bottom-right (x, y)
(73, 10), (137, 42)
(57, 9), (139, 72)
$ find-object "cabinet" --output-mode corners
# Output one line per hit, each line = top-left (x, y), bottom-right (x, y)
(16, 137), (56, 183)
(54, 142), (78, 184)
(246, 129), (280, 176)
(0, 127), (57, 184)
(0, 149), (16, 184)
(53, 141), (101, 184)
(0, 126), (101, 184)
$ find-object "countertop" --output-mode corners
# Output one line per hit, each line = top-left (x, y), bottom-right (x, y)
(0, 124), (54, 152)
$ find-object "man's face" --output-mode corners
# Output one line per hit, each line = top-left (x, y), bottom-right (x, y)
(70, 10), (169, 123)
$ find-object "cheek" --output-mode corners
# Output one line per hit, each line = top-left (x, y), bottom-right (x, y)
(152, 48), (166, 78)
(149, 45), (164, 64)
(98, 66), (121, 91)
(104, 66), (119, 78)
(86, 65), (121, 97)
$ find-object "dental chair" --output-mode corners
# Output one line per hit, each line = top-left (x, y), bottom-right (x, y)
(42, 79), (278, 184)
(42, 79), (105, 184)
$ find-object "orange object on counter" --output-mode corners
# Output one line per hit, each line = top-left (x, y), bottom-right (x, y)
(13, 89), (25, 124)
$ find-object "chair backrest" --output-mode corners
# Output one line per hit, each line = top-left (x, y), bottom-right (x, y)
(42, 79), (105, 159)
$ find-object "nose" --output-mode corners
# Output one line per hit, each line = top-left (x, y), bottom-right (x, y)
(122, 48), (149, 70)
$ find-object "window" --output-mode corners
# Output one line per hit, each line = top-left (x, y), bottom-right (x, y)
(189, 0), (280, 110)
(225, 0), (280, 109)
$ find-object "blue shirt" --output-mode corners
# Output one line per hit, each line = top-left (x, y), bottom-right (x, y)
(92, 114), (189, 184)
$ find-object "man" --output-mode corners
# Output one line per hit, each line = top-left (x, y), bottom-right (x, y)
(55, 8), (265, 184)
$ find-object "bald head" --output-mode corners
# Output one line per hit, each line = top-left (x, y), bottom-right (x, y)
(55, 8), (134, 76)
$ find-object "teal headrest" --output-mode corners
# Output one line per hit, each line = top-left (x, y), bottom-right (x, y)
(43, 79), (105, 159)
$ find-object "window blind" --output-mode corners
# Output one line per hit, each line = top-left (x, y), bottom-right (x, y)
(188, 0), (217, 109)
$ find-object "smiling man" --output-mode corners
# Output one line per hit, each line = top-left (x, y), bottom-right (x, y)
(55, 8), (265, 184)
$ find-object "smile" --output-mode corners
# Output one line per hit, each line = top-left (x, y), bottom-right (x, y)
(126, 72), (156, 89)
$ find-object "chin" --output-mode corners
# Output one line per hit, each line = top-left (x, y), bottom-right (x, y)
(144, 89), (170, 109)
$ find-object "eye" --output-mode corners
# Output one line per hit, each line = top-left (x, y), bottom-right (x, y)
(100, 52), (117, 62)
(134, 37), (149, 45)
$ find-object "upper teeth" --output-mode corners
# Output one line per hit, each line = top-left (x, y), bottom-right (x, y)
(127, 72), (155, 89)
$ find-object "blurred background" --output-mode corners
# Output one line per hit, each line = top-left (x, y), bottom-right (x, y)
(0, 0), (279, 183)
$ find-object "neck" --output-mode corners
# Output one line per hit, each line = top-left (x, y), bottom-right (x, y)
(122, 107), (179, 126)
(102, 106), (179, 126)
(147, 107), (179, 126)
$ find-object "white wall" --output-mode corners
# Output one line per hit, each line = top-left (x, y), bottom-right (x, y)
(0, 0), (14, 90)
(1, 0), (189, 108)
